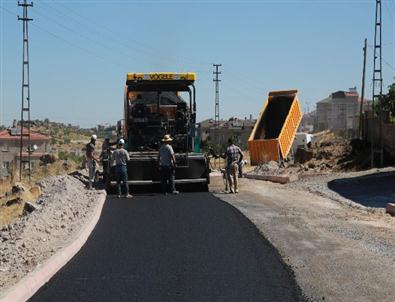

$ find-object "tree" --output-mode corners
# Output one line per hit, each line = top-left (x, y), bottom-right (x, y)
(375, 81), (395, 121)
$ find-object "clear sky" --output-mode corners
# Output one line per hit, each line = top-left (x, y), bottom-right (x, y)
(1, 0), (394, 128)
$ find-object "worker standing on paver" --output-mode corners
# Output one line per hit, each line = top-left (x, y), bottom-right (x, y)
(112, 139), (132, 198)
(86, 135), (100, 190)
(158, 134), (179, 195)
(225, 138), (243, 193)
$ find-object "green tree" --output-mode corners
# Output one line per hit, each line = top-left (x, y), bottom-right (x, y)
(375, 81), (395, 121)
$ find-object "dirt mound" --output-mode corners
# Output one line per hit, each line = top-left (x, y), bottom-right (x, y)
(0, 173), (103, 292)
(294, 131), (387, 172)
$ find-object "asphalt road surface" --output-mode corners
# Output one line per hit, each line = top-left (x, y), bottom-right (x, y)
(30, 193), (304, 302)
(328, 174), (395, 208)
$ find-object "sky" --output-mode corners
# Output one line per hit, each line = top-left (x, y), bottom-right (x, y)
(1, 0), (394, 128)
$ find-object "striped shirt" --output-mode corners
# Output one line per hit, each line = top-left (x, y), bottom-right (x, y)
(226, 144), (243, 166)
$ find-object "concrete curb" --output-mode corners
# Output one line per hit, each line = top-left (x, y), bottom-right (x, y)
(245, 173), (298, 184)
(386, 203), (395, 216)
(0, 191), (107, 302)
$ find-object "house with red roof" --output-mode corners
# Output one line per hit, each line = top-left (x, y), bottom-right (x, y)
(0, 127), (51, 172)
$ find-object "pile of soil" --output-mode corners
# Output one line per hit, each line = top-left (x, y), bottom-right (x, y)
(247, 131), (394, 181)
(251, 161), (289, 176)
(0, 173), (103, 292)
(292, 131), (388, 172)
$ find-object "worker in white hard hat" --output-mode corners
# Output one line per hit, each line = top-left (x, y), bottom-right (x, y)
(85, 134), (100, 190)
(112, 138), (132, 198)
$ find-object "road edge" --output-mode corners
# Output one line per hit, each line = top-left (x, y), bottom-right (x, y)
(211, 192), (309, 302)
(0, 190), (107, 302)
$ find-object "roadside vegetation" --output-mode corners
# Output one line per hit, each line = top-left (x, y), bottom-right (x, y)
(375, 81), (395, 123)
(0, 119), (113, 227)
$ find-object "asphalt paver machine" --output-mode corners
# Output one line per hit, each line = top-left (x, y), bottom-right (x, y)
(104, 72), (210, 192)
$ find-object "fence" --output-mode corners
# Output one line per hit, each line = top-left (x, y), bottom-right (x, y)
(363, 116), (395, 157)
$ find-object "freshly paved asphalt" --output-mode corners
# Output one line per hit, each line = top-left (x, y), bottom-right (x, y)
(30, 193), (304, 302)
(328, 173), (395, 208)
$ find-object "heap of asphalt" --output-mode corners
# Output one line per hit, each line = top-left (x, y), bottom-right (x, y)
(30, 193), (305, 302)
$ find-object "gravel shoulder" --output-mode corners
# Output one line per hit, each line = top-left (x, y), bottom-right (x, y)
(212, 176), (395, 302)
(0, 173), (105, 294)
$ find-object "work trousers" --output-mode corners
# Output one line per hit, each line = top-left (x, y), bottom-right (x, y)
(116, 165), (129, 196)
(87, 159), (96, 189)
(227, 162), (239, 192)
(160, 165), (175, 193)
(238, 161), (244, 178)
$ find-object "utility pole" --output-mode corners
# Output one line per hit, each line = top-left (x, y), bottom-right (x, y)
(359, 38), (367, 140)
(18, 0), (33, 182)
(371, 0), (383, 168)
(213, 64), (221, 128)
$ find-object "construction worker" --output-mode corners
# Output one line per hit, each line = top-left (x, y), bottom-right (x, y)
(86, 134), (100, 190)
(100, 136), (117, 184)
(158, 134), (179, 195)
(112, 139), (132, 198)
(225, 138), (243, 193)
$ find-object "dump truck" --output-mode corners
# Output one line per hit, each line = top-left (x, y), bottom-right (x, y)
(248, 89), (302, 165)
(103, 72), (210, 191)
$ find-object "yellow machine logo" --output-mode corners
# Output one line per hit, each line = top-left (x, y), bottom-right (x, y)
(127, 72), (196, 81)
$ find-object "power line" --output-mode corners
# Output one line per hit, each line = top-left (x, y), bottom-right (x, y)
(32, 23), (126, 68)
(38, 4), (175, 67)
(0, 5), (129, 69)
(29, 8), (151, 66)
(368, 44), (395, 72)
(47, 1), (212, 69)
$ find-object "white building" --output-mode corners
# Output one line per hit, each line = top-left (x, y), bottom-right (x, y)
(315, 88), (360, 132)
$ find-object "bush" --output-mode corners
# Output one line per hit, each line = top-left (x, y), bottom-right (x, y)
(58, 151), (68, 160)
(375, 82), (395, 120)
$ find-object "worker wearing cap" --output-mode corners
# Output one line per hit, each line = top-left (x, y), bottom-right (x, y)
(112, 139), (132, 198)
(86, 135), (100, 190)
(158, 134), (179, 195)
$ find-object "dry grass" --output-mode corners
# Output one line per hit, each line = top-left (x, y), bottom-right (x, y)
(0, 203), (25, 226)
(0, 123), (91, 227)
(0, 159), (81, 227)
(0, 184), (42, 226)
(0, 178), (12, 196)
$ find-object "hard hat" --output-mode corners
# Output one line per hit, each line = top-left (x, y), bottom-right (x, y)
(91, 134), (97, 140)
(119, 139), (125, 145)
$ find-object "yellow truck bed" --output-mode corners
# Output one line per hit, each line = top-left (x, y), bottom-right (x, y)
(248, 90), (302, 165)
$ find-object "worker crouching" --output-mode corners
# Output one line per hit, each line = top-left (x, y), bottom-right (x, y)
(158, 135), (179, 195)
